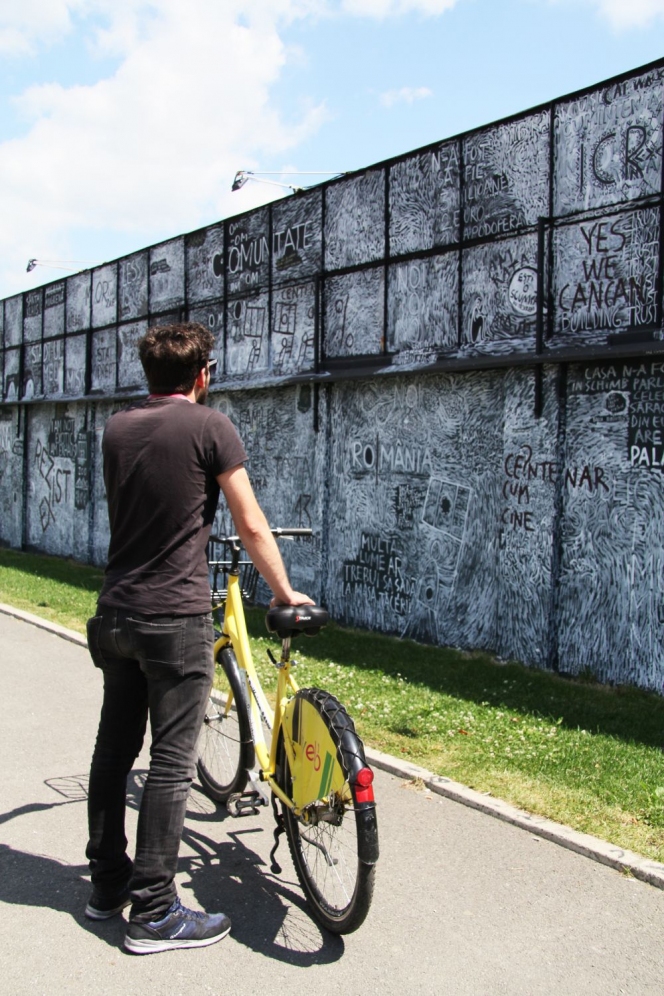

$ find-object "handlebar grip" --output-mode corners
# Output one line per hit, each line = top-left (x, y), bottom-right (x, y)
(271, 527), (312, 538)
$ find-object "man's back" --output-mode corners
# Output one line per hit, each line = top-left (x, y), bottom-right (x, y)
(100, 396), (245, 615)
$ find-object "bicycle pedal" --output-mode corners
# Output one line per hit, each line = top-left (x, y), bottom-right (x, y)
(227, 790), (269, 818)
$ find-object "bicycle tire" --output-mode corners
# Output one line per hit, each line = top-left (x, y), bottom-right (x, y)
(197, 647), (253, 802)
(279, 687), (379, 934)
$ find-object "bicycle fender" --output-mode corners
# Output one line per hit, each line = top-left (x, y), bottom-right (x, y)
(356, 805), (379, 865)
(283, 687), (379, 863)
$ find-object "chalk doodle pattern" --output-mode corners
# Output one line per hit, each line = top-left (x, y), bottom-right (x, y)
(389, 141), (460, 256)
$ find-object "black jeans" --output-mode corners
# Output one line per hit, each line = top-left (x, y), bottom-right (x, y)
(86, 607), (214, 922)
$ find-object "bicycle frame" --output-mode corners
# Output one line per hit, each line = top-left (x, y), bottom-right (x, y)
(213, 568), (300, 812)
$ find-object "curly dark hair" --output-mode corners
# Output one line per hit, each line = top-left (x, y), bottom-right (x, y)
(138, 322), (215, 394)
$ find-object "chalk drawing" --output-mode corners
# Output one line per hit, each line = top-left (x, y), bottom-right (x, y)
(325, 268), (384, 358)
(92, 264), (117, 329)
(186, 224), (224, 304)
(119, 253), (148, 321)
(226, 293), (269, 375)
(390, 141), (460, 255)
(325, 170), (385, 269)
(149, 239), (185, 314)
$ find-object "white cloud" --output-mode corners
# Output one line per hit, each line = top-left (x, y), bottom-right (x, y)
(380, 86), (433, 107)
(0, 1), (330, 295)
(547, 0), (664, 29)
(594, 0), (664, 27)
(0, 0), (85, 54)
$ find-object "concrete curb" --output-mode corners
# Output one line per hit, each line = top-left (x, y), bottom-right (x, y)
(4, 601), (664, 891)
(0, 602), (88, 647)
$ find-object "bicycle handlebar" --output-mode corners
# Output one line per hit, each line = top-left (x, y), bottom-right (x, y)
(209, 527), (312, 547)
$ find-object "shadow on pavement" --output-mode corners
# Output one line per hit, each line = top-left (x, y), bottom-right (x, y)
(0, 773), (344, 964)
(0, 843), (128, 949)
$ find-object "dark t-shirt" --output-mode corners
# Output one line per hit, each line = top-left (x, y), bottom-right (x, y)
(98, 397), (247, 615)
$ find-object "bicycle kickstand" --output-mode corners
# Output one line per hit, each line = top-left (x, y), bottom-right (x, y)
(269, 792), (285, 875)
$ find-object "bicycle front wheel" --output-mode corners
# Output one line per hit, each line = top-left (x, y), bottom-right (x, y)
(280, 688), (378, 934)
(197, 647), (253, 802)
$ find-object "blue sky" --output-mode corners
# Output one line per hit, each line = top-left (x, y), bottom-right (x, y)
(2, 0), (664, 299)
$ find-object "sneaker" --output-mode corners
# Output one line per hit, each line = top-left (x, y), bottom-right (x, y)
(85, 888), (131, 920)
(124, 898), (231, 955)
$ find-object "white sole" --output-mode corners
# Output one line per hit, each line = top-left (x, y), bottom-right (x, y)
(124, 925), (230, 955)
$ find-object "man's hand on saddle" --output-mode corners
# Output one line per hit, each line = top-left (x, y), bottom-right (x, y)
(270, 591), (315, 608)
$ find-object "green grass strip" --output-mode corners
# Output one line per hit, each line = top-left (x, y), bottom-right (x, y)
(2, 546), (664, 864)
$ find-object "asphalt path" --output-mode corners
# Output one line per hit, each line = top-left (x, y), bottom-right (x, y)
(1, 610), (664, 996)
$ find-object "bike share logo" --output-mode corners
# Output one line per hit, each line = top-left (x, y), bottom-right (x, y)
(305, 741), (323, 771)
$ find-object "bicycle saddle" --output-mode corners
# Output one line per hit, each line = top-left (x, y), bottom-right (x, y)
(265, 605), (329, 639)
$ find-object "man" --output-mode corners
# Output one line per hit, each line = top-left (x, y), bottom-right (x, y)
(85, 322), (312, 955)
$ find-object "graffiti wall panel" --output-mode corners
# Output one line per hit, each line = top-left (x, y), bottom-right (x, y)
(25, 404), (92, 560)
(42, 338), (64, 396)
(186, 224), (224, 304)
(387, 254), (458, 364)
(149, 239), (185, 314)
(272, 190), (323, 284)
(4, 296), (22, 347)
(92, 265), (118, 329)
(271, 282), (316, 376)
(66, 273), (91, 333)
(91, 328), (116, 394)
(118, 253), (149, 322)
(0, 406), (24, 548)
(555, 360), (664, 690)
(463, 111), (550, 240)
(497, 367), (559, 666)
(461, 234), (539, 354)
(22, 342), (42, 399)
(65, 334), (87, 396)
(4, 348), (20, 401)
(389, 141), (461, 256)
(117, 322), (146, 391)
(226, 209), (270, 297)
(551, 207), (660, 346)
(325, 170), (385, 270)
(226, 293), (269, 376)
(212, 386), (325, 599)
(43, 283), (65, 339)
(324, 268), (384, 358)
(554, 68), (664, 216)
(325, 374), (503, 650)
(24, 291), (42, 342)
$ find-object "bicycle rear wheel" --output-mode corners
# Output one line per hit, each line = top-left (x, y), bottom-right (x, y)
(197, 647), (253, 802)
(279, 688), (378, 934)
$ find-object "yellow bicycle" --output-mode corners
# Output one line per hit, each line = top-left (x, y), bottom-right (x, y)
(196, 530), (379, 934)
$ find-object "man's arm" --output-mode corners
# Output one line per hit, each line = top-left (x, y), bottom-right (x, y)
(217, 465), (314, 606)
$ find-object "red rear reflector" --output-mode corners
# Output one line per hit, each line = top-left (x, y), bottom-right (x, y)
(355, 767), (374, 796)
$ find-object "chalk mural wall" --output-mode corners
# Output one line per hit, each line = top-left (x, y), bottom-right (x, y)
(2, 59), (664, 690)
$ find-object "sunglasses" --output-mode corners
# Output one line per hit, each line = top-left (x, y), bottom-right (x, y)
(206, 358), (218, 372)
